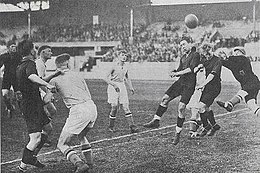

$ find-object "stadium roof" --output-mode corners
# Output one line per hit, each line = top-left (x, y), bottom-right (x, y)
(0, 0), (49, 12)
(151, 0), (259, 6)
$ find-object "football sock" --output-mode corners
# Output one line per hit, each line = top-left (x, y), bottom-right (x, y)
(81, 143), (93, 167)
(189, 119), (198, 132)
(109, 115), (116, 128)
(125, 113), (134, 126)
(228, 95), (241, 108)
(200, 111), (210, 129)
(155, 105), (167, 117)
(207, 110), (216, 126)
(64, 148), (82, 165)
(176, 117), (185, 133)
(21, 147), (34, 164)
(153, 115), (161, 120)
(34, 133), (48, 156)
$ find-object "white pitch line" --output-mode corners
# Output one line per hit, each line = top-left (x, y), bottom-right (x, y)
(1, 108), (248, 166)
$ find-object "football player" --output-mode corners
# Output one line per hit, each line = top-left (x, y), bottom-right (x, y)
(0, 40), (21, 118)
(50, 53), (97, 173)
(105, 50), (138, 133)
(216, 47), (260, 117)
(143, 38), (200, 145)
(196, 42), (222, 137)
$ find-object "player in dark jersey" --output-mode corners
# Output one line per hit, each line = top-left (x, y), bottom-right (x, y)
(216, 47), (260, 117)
(143, 38), (200, 145)
(0, 40), (22, 118)
(196, 43), (222, 137)
(16, 40), (56, 172)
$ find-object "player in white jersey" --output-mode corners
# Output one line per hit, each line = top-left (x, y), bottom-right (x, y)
(35, 45), (62, 147)
(105, 50), (138, 133)
(50, 53), (97, 173)
(186, 64), (205, 138)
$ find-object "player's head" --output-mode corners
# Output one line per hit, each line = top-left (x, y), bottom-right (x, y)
(55, 53), (70, 69)
(199, 42), (214, 58)
(179, 38), (192, 54)
(233, 47), (246, 56)
(17, 40), (36, 59)
(118, 50), (127, 62)
(38, 45), (52, 60)
(6, 40), (16, 53)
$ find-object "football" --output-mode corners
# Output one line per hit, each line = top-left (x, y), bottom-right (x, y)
(185, 14), (199, 29)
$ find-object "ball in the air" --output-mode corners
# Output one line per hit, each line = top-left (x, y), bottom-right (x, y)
(185, 14), (199, 29)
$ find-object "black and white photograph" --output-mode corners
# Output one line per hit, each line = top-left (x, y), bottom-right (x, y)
(0, 0), (260, 172)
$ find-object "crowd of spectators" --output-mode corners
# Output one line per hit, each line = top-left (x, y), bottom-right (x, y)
(31, 23), (145, 43)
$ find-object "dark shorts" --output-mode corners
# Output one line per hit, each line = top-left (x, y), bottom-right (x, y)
(2, 75), (19, 92)
(200, 82), (221, 107)
(244, 88), (259, 103)
(165, 80), (195, 105)
(21, 95), (50, 134)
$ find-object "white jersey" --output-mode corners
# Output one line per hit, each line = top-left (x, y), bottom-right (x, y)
(50, 71), (93, 108)
(110, 64), (128, 83)
(35, 58), (46, 78)
(35, 58), (47, 97)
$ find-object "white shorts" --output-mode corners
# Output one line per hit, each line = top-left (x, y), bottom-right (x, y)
(107, 82), (129, 105)
(187, 89), (202, 109)
(62, 101), (97, 134)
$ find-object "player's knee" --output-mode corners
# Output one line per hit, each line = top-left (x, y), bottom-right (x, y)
(30, 133), (42, 146)
(2, 89), (9, 97)
(178, 102), (186, 113)
(198, 102), (206, 113)
(161, 95), (170, 106)
(122, 104), (130, 113)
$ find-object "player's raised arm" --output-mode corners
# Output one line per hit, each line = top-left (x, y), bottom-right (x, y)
(28, 74), (55, 91)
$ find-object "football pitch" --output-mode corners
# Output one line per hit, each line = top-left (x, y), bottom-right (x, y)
(1, 79), (260, 173)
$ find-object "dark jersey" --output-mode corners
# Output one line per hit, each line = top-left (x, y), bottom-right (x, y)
(222, 56), (260, 90)
(201, 55), (222, 85)
(177, 50), (200, 87)
(0, 52), (21, 79)
(16, 59), (41, 98)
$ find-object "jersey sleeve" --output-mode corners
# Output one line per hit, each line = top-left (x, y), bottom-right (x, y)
(26, 61), (38, 78)
(35, 60), (45, 78)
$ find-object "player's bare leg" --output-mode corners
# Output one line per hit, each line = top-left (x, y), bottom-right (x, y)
(143, 94), (171, 128)
(173, 102), (186, 145)
(189, 107), (200, 138)
(108, 103), (117, 132)
(57, 131), (89, 173)
(122, 103), (138, 133)
(216, 90), (246, 112)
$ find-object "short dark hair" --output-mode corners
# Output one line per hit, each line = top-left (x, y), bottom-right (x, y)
(17, 40), (34, 57)
(37, 45), (51, 56)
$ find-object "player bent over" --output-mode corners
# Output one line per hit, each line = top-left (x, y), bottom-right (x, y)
(36, 45), (62, 147)
(143, 39), (200, 145)
(50, 53), (97, 173)
(16, 40), (55, 172)
(186, 65), (205, 138)
(105, 50), (138, 133)
(196, 43), (222, 137)
(216, 47), (260, 116)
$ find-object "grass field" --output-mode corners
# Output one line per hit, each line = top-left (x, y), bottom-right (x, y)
(1, 79), (260, 173)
